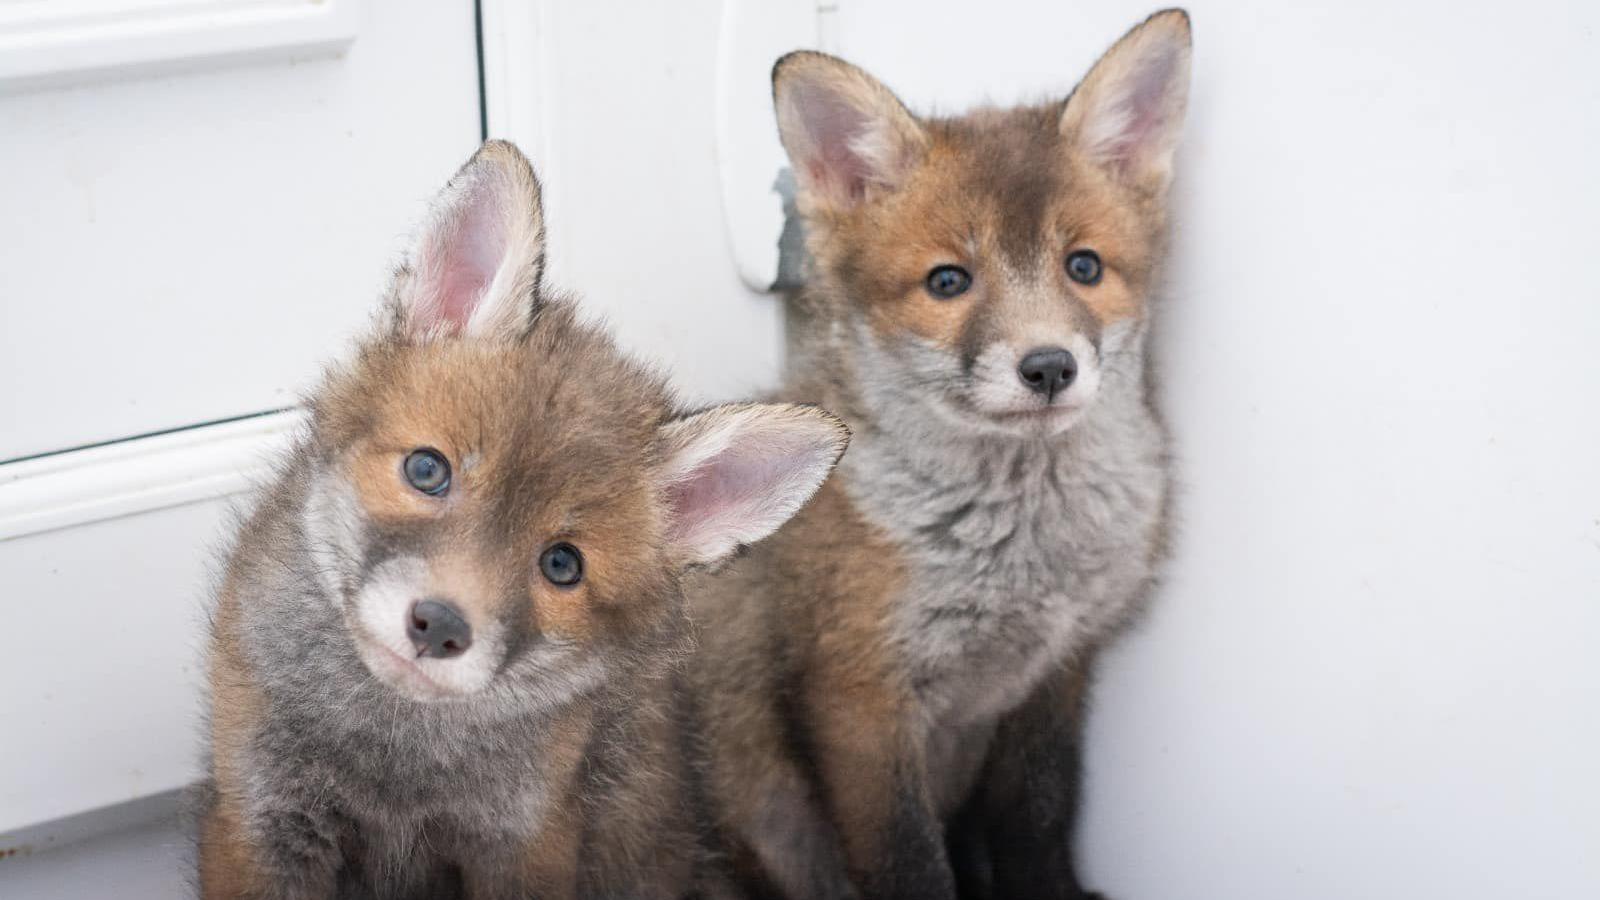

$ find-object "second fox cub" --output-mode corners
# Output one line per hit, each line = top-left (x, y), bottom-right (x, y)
(691, 10), (1191, 899)
(195, 141), (847, 899)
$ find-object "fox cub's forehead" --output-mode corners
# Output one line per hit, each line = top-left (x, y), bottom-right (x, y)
(321, 335), (669, 471)
(877, 104), (1147, 265)
(932, 106), (1064, 187)
(933, 103), (1065, 178)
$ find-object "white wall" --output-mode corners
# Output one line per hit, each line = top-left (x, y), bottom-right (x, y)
(481, 0), (787, 408)
(835, 1), (1600, 897)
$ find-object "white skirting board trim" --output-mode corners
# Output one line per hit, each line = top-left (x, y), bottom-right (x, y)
(0, 410), (304, 543)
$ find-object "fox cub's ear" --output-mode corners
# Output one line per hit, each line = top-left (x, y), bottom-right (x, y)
(655, 404), (850, 566)
(1060, 8), (1192, 191)
(395, 139), (546, 341)
(772, 51), (928, 209)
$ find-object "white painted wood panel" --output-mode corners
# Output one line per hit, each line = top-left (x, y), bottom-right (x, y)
(0, 0), (480, 461)
(0, 0), (362, 91)
(0, 497), (237, 832)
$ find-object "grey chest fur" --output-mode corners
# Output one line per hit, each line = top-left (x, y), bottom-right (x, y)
(843, 394), (1169, 732)
(227, 527), (602, 885)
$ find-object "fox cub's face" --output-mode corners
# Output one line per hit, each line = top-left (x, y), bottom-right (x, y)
(302, 142), (846, 704)
(775, 10), (1191, 436)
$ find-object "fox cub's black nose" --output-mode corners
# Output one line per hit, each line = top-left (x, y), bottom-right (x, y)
(407, 599), (473, 659)
(1018, 347), (1078, 399)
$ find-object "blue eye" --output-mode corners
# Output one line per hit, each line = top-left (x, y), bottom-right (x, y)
(925, 265), (972, 299)
(1065, 249), (1103, 285)
(539, 543), (584, 587)
(402, 449), (451, 496)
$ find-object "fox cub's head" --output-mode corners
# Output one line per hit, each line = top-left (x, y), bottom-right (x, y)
(302, 142), (847, 704)
(775, 10), (1191, 436)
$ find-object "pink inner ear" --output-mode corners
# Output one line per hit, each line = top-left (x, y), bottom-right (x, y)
(791, 82), (877, 202)
(1101, 47), (1181, 169)
(424, 180), (508, 332)
(665, 445), (798, 550)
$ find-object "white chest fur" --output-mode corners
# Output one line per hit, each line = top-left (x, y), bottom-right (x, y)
(842, 383), (1169, 732)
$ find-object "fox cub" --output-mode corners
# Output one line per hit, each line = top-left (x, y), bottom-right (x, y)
(689, 10), (1191, 899)
(196, 141), (848, 900)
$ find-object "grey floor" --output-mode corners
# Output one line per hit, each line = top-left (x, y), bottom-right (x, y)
(0, 815), (189, 899)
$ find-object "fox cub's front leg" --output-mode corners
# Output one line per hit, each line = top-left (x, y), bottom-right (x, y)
(952, 663), (1103, 900)
(196, 781), (342, 900)
(805, 677), (958, 900)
